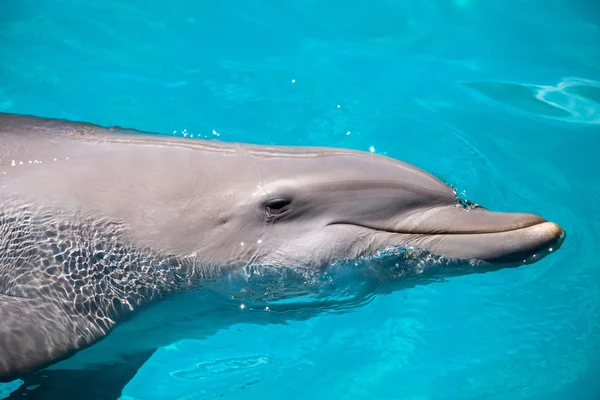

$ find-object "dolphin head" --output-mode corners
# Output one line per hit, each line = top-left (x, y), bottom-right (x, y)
(195, 147), (565, 273)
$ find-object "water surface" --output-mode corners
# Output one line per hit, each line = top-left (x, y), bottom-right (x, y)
(1, 0), (599, 399)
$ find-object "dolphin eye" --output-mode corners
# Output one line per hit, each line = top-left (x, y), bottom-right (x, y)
(265, 198), (292, 217)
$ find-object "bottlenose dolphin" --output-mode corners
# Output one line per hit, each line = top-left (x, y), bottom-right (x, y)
(0, 112), (564, 396)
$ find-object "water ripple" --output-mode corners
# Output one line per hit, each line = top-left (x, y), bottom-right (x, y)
(464, 77), (600, 124)
(171, 355), (271, 380)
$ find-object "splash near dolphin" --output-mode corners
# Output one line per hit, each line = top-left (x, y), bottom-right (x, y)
(0, 113), (564, 389)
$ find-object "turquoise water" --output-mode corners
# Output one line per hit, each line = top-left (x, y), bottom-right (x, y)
(1, 0), (600, 399)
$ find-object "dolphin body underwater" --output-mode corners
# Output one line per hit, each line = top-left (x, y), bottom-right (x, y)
(0, 112), (564, 398)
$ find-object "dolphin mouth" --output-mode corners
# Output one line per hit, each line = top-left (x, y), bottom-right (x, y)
(328, 208), (566, 264)
(425, 221), (566, 264)
(327, 206), (551, 235)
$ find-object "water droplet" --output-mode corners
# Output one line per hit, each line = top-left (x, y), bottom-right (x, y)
(257, 239), (262, 244)
(240, 304), (246, 310)
(28, 160), (32, 164)
(10, 160), (15, 166)
(291, 79), (296, 83)
(549, 248), (553, 252)
(265, 306), (270, 311)
(240, 242), (245, 246)
(19, 161), (23, 165)
(346, 131), (351, 135)
(369, 146), (375, 153)
(53, 158), (57, 162)
(337, 104), (341, 109)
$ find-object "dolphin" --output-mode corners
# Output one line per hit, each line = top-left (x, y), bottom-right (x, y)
(0, 112), (564, 395)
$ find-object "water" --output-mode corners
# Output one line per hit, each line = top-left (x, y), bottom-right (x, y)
(1, 0), (599, 399)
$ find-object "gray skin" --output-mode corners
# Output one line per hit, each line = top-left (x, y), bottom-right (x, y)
(0, 112), (564, 382)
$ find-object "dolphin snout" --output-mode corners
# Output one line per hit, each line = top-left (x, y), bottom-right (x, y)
(505, 221), (565, 264)
(411, 217), (566, 265)
(539, 221), (565, 241)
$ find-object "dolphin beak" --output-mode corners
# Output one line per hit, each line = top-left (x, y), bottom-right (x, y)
(390, 205), (548, 234)
(404, 207), (566, 264)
